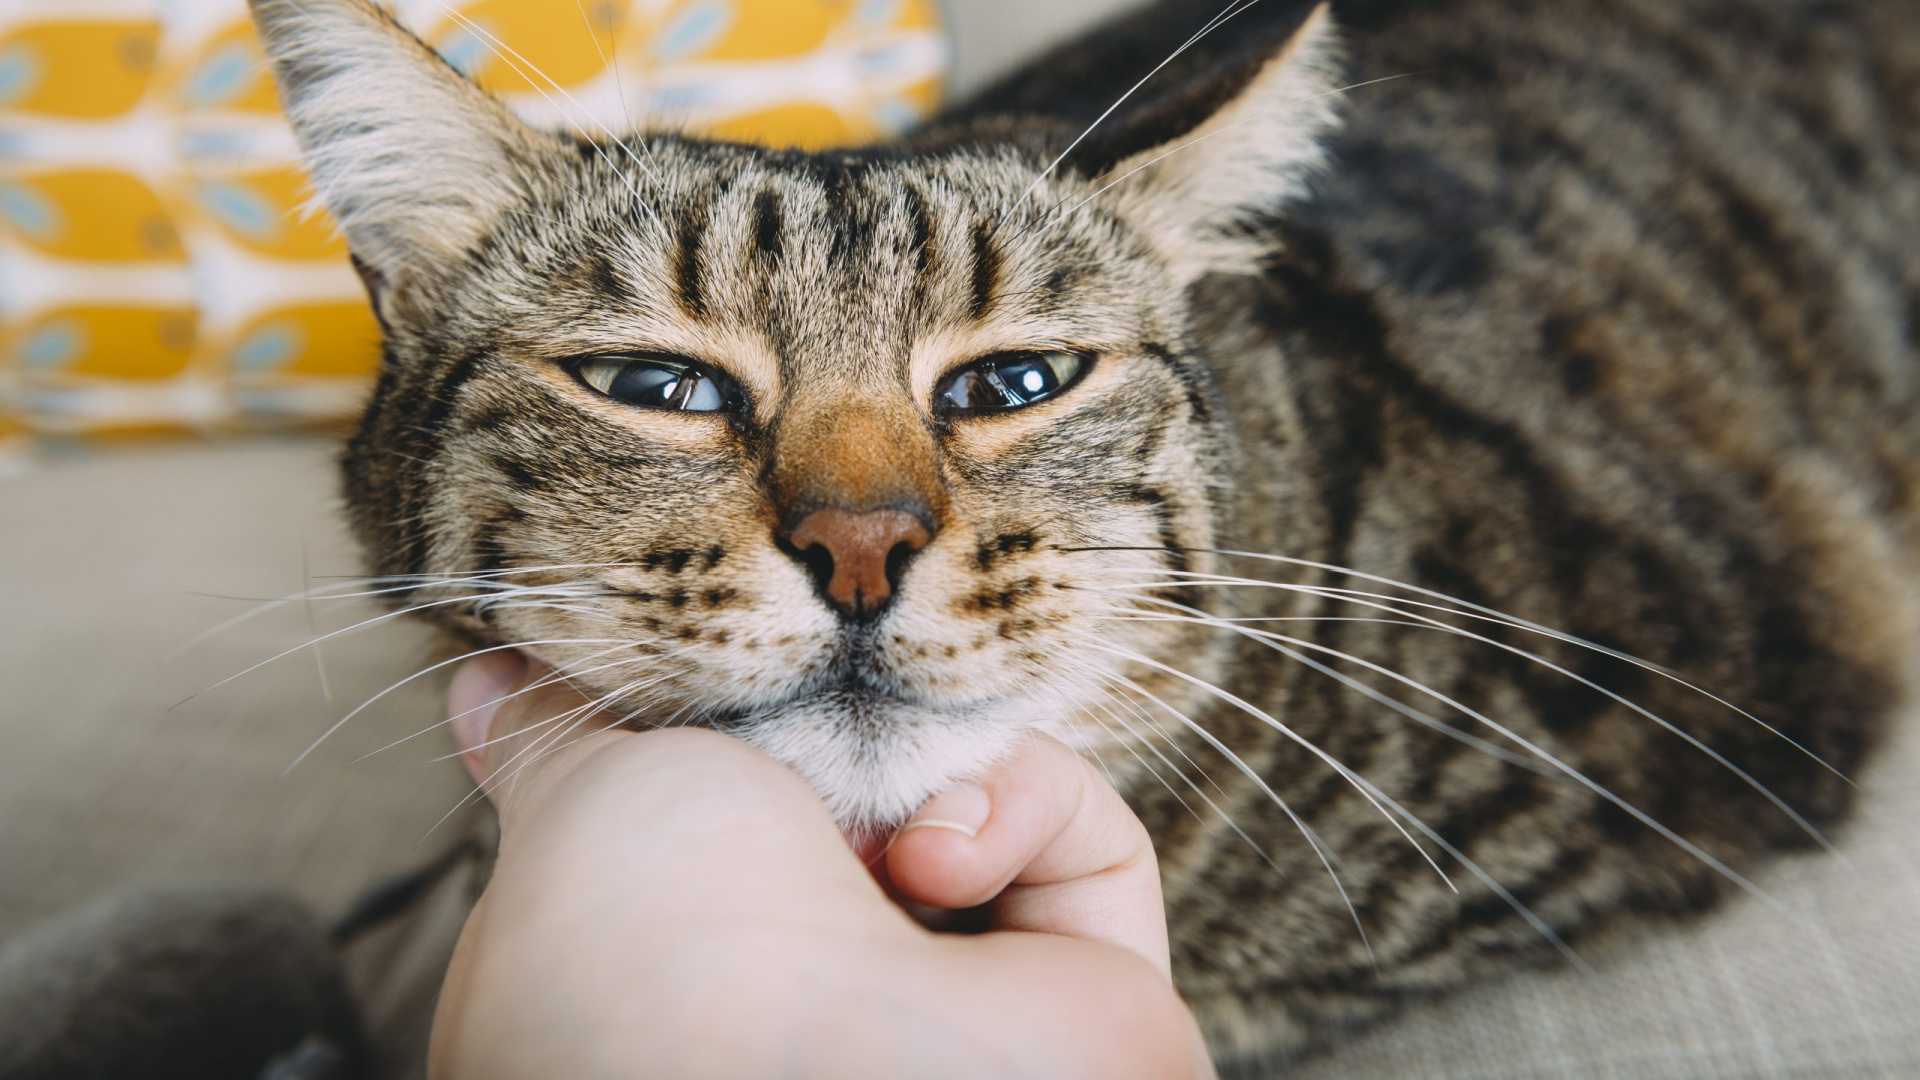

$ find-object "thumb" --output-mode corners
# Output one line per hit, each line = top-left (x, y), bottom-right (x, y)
(884, 735), (1170, 979)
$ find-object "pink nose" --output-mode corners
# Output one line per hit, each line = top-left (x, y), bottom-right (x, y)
(786, 508), (933, 618)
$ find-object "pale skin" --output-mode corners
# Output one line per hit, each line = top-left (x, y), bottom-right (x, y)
(429, 651), (1217, 1079)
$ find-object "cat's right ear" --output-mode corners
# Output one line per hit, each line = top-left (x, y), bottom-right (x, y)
(1085, 2), (1344, 287)
(249, 0), (547, 304)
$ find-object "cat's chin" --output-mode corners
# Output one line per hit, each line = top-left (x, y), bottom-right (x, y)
(722, 688), (1030, 829)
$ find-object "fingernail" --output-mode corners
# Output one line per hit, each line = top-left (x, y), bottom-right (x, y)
(900, 782), (991, 839)
(447, 650), (529, 758)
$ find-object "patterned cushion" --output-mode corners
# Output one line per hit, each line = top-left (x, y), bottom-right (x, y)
(0, 0), (947, 439)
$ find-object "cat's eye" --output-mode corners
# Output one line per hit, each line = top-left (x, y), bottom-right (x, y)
(936, 350), (1090, 414)
(571, 354), (735, 413)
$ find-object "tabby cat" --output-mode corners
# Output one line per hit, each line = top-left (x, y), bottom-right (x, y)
(250, 0), (1920, 1070)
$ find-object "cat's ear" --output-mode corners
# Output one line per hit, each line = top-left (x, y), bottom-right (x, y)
(1098, 3), (1343, 285)
(249, 0), (548, 298)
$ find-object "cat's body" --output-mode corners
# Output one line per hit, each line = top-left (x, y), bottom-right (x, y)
(246, 0), (1920, 1071)
(945, 0), (1920, 1062)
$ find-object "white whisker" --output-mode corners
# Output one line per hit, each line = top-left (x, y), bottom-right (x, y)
(996, 0), (1269, 233)
(179, 581), (619, 709)
(300, 638), (635, 770)
(176, 562), (652, 657)
(572, 0), (653, 172)
(1102, 667), (1377, 967)
(1038, 73), (1423, 237)
(301, 544), (334, 704)
(427, 662), (682, 765)
(1090, 641), (1457, 893)
(429, 3), (663, 228)
(1086, 567), (1843, 856)
(418, 667), (681, 843)
(1102, 651), (1598, 971)
(1090, 601), (1561, 776)
(1088, 681), (1290, 876)
(1072, 549), (1844, 780)
(1099, 591), (1819, 924)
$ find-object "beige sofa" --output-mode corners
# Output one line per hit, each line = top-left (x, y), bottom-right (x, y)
(4, 3), (1918, 1076)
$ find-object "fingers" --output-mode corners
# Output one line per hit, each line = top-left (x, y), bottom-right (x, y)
(448, 657), (1172, 979)
(442, 652), (901, 911)
(446, 649), (527, 780)
(445, 650), (618, 814)
(884, 736), (1171, 980)
(432, 726), (915, 1080)
(432, 726), (1206, 1079)
(433, 661), (1206, 1075)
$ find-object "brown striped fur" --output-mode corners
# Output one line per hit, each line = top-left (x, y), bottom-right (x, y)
(252, 0), (1920, 1070)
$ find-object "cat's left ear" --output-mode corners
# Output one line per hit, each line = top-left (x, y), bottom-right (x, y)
(1097, 3), (1343, 286)
(248, 0), (551, 307)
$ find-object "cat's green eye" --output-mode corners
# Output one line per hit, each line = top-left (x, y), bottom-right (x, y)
(572, 355), (734, 413)
(936, 350), (1090, 414)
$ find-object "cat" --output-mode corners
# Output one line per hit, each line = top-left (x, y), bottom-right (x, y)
(249, 0), (1920, 1071)
(0, 882), (370, 1080)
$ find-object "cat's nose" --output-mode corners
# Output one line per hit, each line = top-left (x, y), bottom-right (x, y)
(785, 508), (934, 619)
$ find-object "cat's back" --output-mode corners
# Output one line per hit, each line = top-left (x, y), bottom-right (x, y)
(1308, 0), (1920, 529)
(959, 0), (1920, 540)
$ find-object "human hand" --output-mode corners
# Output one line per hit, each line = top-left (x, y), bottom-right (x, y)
(428, 651), (1213, 1079)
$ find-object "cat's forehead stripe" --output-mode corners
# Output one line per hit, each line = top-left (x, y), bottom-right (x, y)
(672, 203), (709, 321)
(904, 182), (934, 284)
(968, 220), (1000, 322)
(752, 190), (782, 260)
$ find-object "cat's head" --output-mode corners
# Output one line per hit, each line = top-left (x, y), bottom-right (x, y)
(252, 0), (1342, 825)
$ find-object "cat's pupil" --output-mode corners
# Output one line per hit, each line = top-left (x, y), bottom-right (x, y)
(612, 364), (683, 407)
(999, 360), (1057, 403)
(577, 356), (727, 412)
(937, 351), (1086, 413)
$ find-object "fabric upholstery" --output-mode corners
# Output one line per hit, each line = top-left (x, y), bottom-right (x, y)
(0, 0), (948, 438)
(3, 438), (1915, 1078)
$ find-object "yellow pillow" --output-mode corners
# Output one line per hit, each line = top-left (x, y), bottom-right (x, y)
(0, 0), (948, 440)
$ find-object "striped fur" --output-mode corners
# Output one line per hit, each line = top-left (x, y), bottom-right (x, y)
(253, 0), (1920, 1070)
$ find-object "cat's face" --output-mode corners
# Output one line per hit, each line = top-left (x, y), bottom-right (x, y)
(359, 142), (1234, 822)
(254, 0), (1339, 824)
